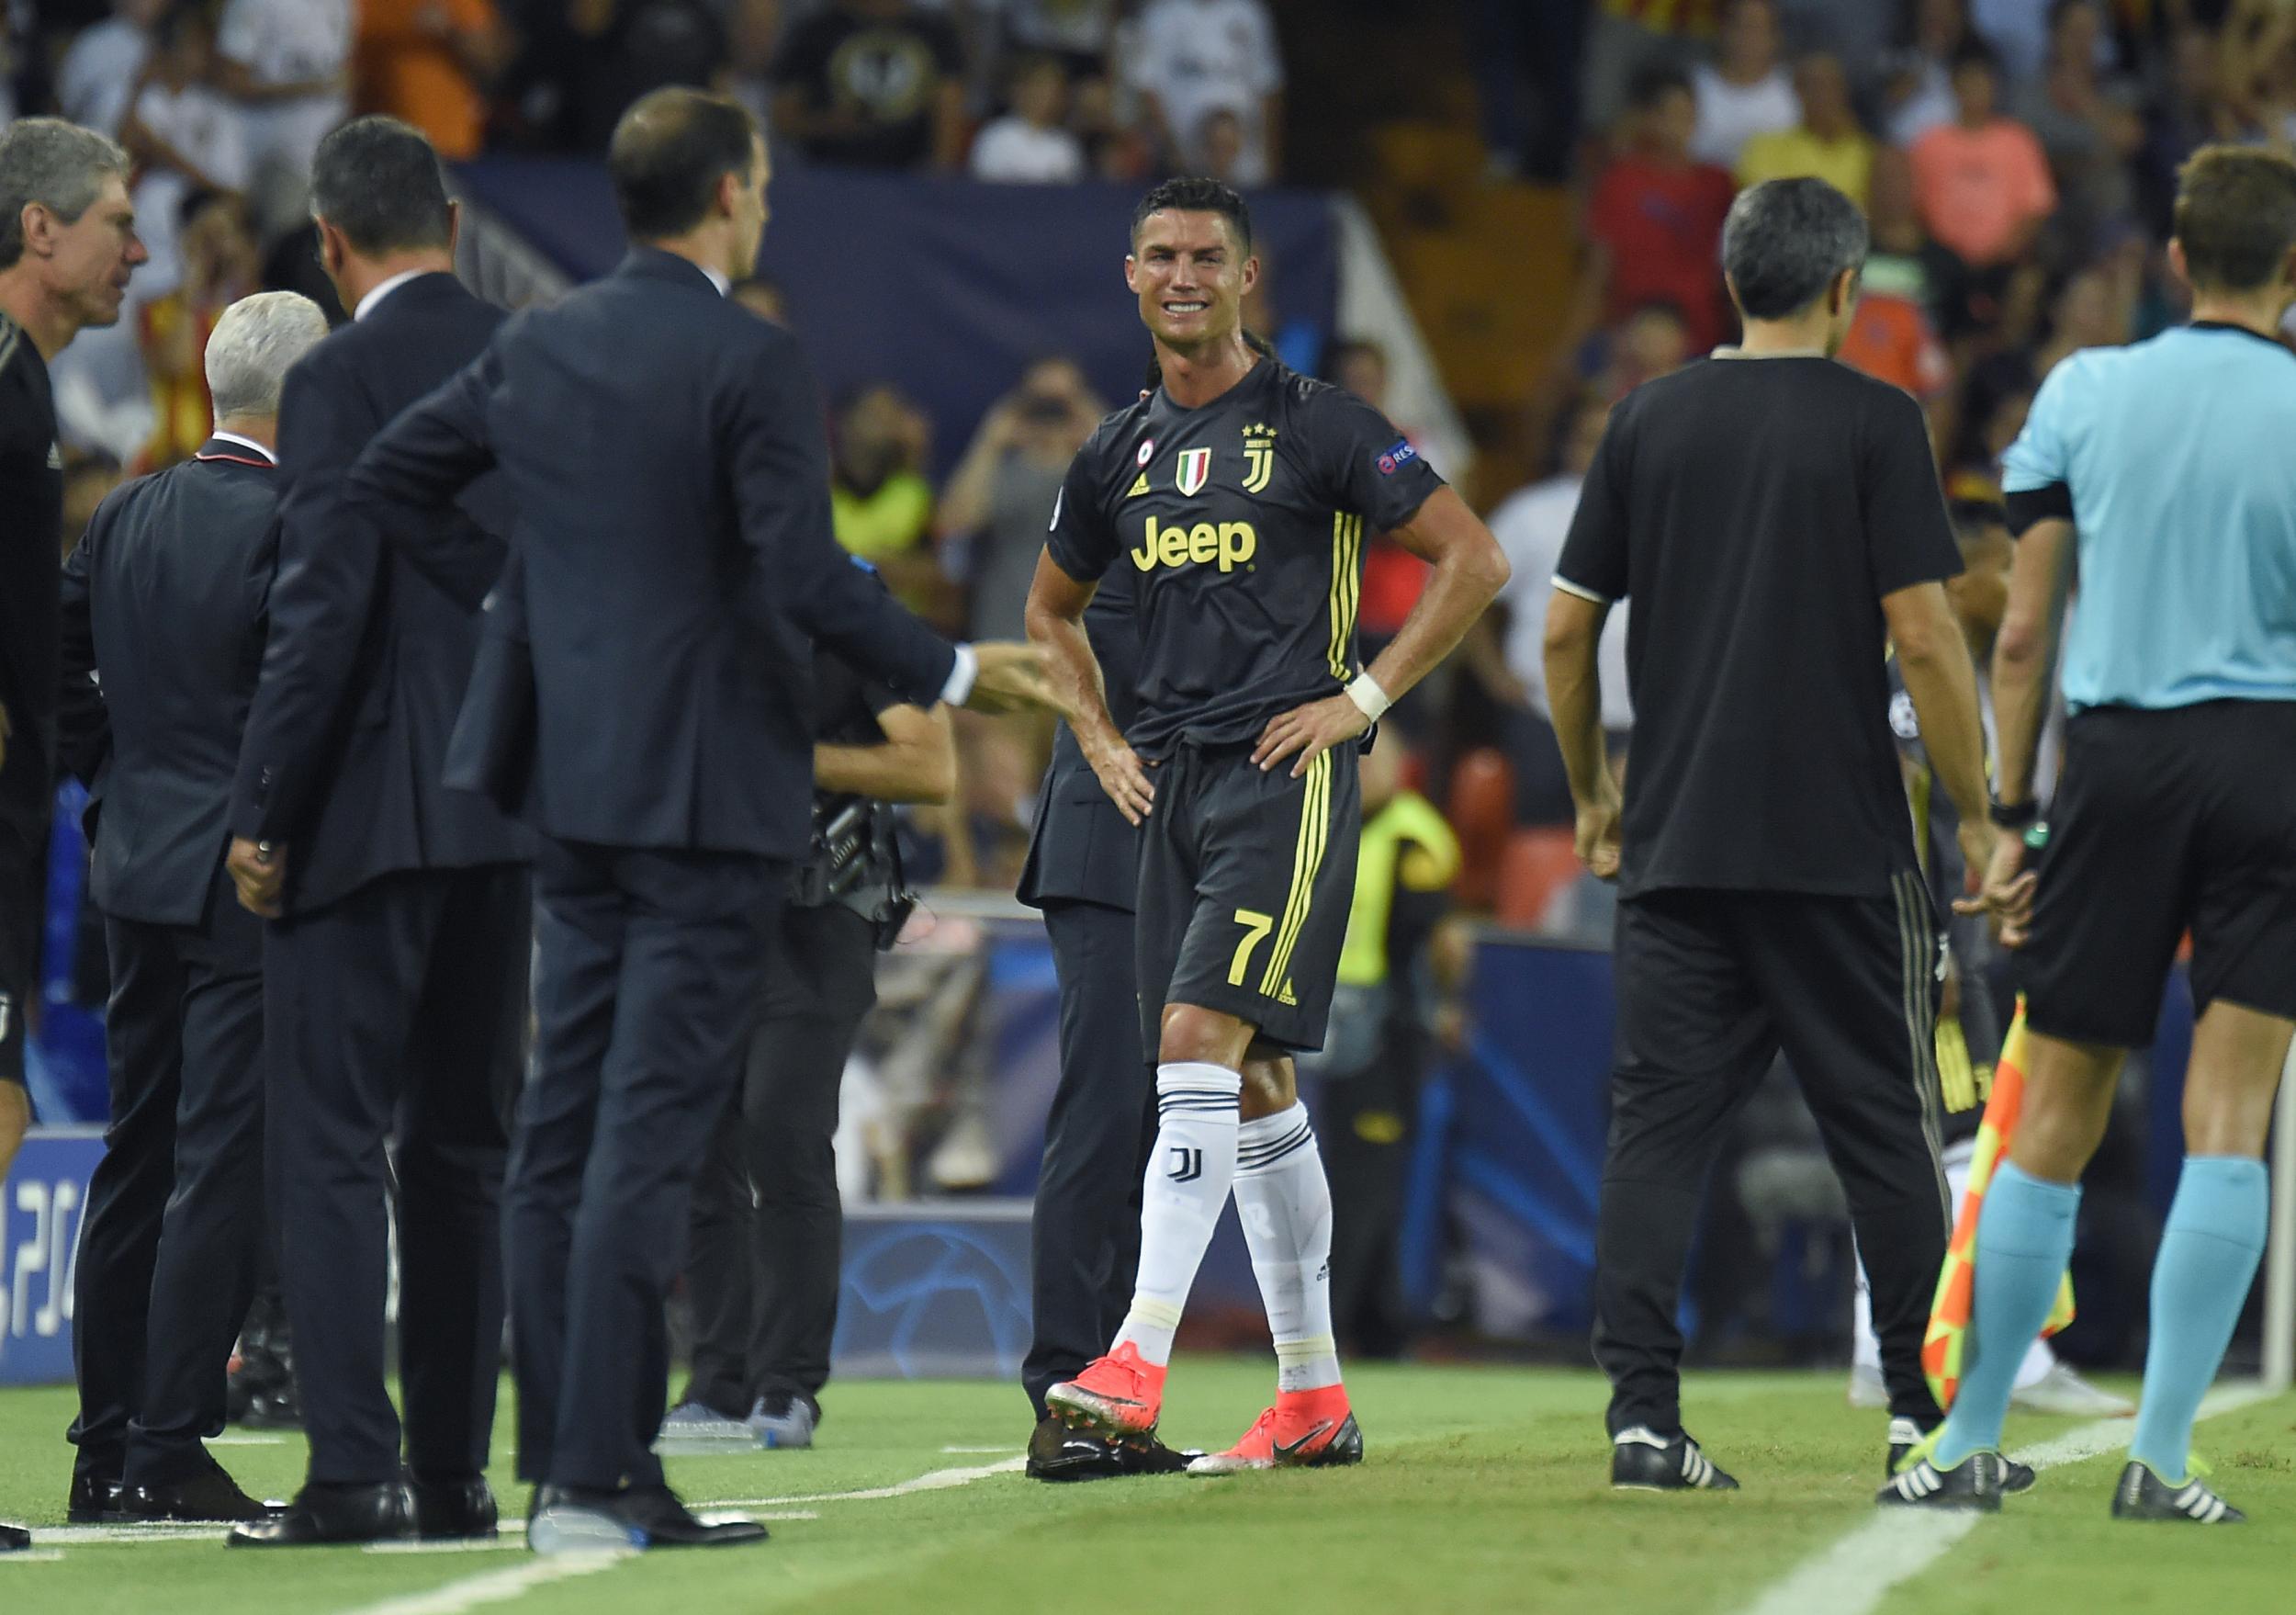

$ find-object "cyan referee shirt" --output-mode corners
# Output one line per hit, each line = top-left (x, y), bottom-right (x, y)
(2000, 322), (2296, 712)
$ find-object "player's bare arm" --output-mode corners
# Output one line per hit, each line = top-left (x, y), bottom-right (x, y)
(1976, 515), (2075, 943)
(1881, 578), (1998, 920)
(1544, 586), (1621, 880)
(1025, 548), (1154, 823)
(1252, 486), (1510, 776)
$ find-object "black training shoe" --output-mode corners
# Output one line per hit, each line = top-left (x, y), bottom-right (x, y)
(1027, 1416), (1194, 1482)
(2110, 1460), (2246, 1524)
(1876, 1448), (2004, 1511)
(1887, 1419), (2033, 1494)
(1610, 1427), (1739, 1492)
(2, 1522), (28, 1553)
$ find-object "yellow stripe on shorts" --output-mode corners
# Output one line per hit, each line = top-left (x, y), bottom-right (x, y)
(1261, 751), (1334, 998)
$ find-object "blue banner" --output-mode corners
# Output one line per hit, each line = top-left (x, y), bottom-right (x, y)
(0, 1129), (102, 1386)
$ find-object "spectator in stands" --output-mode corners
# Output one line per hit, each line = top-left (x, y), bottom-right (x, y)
(1838, 149), (1953, 413)
(353, 0), (512, 162)
(137, 189), (261, 472)
(1591, 301), (1692, 399)
(1129, 0), (1285, 186)
(773, 0), (966, 170)
(1877, 0), (1973, 146)
(832, 383), (952, 625)
(1584, 65), (1737, 356)
(937, 356), (1102, 645)
(121, 4), (253, 296)
(971, 52), (1087, 183)
(1738, 51), (1875, 209)
(2138, 25), (2231, 237)
(214, 0), (352, 234)
(2218, 0), (2296, 144)
(989, 0), (1120, 82)
(56, 0), (167, 137)
(1470, 391), (1628, 826)
(2018, 0), (2144, 261)
(1189, 107), (1249, 186)
(1909, 40), (2056, 271)
(1689, 0), (1798, 169)
(1581, 0), (1717, 139)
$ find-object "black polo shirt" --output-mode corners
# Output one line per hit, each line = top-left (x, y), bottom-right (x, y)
(1555, 354), (1962, 899)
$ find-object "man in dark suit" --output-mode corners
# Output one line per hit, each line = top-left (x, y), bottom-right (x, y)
(221, 119), (528, 1550)
(336, 87), (1058, 1553)
(58, 291), (329, 1527)
(1015, 568), (1184, 1481)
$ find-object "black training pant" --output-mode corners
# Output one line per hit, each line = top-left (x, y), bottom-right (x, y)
(1594, 878), (1950, 1436)
(682, 901), (878, 1417)
(69, 869), (264, 1488)
(1021, 898), (1154, 1419)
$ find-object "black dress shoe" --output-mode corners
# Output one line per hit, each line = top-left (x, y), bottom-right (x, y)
(1026, 1416), (1195, 1482)
(410, 1475), (499, 1540)
(118, 1464), (276, 1523)
(228, 1481), (413, 1547)
(2, 1522), (28, 1553)
(66, 1473), (125, 1524)
(613, 1484), (768, 1548)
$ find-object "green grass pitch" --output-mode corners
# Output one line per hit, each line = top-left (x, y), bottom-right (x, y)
(1, 1361), (2290, 1614)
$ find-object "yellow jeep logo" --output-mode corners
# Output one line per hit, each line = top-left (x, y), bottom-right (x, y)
(1130, 515), (1257, 573)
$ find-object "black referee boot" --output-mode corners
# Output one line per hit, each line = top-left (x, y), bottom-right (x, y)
(1876, 1449), (2005, 1511)
(2110, 1460), (2245, 1524)
(1610, 1427), (1739, 1492)
(1887, 1418), (2034, 1493)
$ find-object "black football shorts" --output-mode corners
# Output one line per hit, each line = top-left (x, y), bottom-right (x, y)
(2022, 701), (2296, 1049)
(1133, 740), (1361, 1056)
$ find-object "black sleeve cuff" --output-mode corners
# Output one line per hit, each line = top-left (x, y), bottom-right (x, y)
(2003, 483), (2073, 536)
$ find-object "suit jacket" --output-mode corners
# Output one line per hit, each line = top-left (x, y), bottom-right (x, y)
(59, 439), (280, 927)
(231, 271), (527, 914)
(1018, 568), (1142, 912)
(343, 248), (958, 860)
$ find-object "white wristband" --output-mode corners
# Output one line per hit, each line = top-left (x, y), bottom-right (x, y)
(1345, 673), (1391, 723)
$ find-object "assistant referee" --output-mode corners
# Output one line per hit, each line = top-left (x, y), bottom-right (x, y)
(1544, 176), (1997, 1493)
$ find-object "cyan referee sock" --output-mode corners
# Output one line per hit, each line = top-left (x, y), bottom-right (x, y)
(2128, 1155), (2268, 1482)
(1112, 1061), (1244, 1369)
(1233, 1102), (1342, 1394)
(1935, 1162), (2080, 1468)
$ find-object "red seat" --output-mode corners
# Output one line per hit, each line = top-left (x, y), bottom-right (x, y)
(1447, 748), (1514, 910)
(1495, 828), (1583, 928)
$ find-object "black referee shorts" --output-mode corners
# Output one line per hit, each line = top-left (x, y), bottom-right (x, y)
(1134, 740), (1360, 1056)
(2023, 701), (2296, 1049)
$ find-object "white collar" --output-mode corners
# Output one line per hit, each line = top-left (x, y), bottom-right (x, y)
(700, 264), (731, 297)
(355, 268), (434, 322)
(1710, 345), (1830, 360)
(208, 430), (276, 463)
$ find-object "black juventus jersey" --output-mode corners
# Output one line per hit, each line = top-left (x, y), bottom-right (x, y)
(1045, 356), (1443, 759)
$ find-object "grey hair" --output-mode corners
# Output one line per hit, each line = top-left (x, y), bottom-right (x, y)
(1721, 177), (1870, 322)
(0, 118), (130, 270)
(206, 292), (330, 423)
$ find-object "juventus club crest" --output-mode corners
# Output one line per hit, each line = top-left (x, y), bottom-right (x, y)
(1176, 446), (1212, 497)
(1243, 422), (1277, 491)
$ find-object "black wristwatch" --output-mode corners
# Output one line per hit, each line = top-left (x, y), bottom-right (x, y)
(1987, 797), (2041, 830)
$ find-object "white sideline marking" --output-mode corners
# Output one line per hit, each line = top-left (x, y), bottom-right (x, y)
(1736, 1383), (2274, 1615)
(0, 1550), (67, 1564)
(333, 1553), (631, 1615)
(707, 1455), (1027, 1508)
(940, 1445), (1021, 1455)
(208, 1434), (287, 1447)
(33, 1523), (231, 1545)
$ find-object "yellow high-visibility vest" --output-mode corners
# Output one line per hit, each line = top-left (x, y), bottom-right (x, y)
(1335, 790), (1461, 988)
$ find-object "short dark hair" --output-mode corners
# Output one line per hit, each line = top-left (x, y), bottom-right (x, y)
(1626, 62), (1694, 111)
(608, 88), (758, 241)
(309, 117), (451, 255)
(1722, 176), (1870, 321)
(1131, 176), (1253, 255)
(2173, 144), (2296, 294)
(1950, 37), (1999, 75)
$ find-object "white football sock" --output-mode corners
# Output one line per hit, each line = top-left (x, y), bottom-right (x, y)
(1234, 1102), (1342, 1394)
(1111, 1062), (1244, 1369)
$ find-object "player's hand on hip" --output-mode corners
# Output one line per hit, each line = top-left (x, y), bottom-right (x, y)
(962, 641), (1067, 717)
(1082, 728), (1155, 825)
(1253, 694), (1369, 777)
(227, 836), (287, 919)
(1573, 785), (1623, 882)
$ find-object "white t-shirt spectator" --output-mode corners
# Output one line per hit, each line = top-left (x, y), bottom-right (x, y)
(218, 0), (351, 179)
(130, 80), (253, 296)
(1490, 475), (1633, 731)
(1688, 62), (1800, 169)
(57, 16), (152, 137)
(1128, 0), (1284, 186)
(971, 116), (1087, 182)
